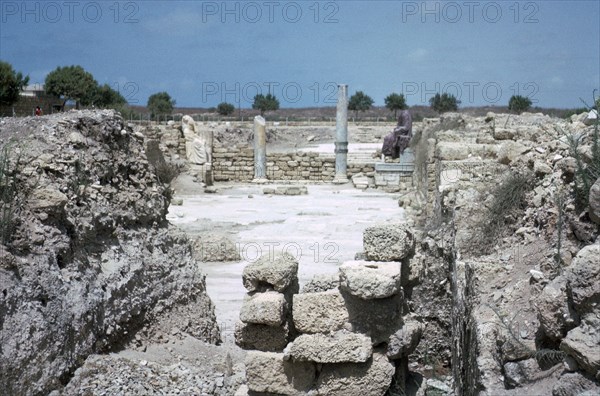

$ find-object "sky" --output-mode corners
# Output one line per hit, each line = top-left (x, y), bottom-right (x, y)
(1, 0), (599, 109)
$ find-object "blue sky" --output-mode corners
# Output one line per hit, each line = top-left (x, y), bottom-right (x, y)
(1, 0), (599, 108)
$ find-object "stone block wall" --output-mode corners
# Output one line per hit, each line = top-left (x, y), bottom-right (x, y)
(235, 223), (423, 396)
(212, 143), (374, 182)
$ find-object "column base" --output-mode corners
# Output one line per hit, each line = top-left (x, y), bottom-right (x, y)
(252, 178), (269, 184)
(332, 175), (350, 184)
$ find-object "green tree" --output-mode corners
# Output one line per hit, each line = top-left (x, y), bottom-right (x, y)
(217, 102), (235, 116)
(147, 92), (175, 118)
(81, 84), (126, 109)
(45, 65), (97, 110)
(0, 61), (30, 107)
(429, 92), (460, 113)
(384, 93), (408, 118)
(348, 91), (374, 119)
(252, 93), (279, 116)
(508, 95), (532, 114)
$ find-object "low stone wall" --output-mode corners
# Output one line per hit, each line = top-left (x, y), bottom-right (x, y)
(212, 144), (374, 182)
(235, 224), (422, 395)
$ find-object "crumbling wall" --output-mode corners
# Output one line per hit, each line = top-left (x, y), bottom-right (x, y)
(234, 223), (423, 395)
(408, 111), (600, 395)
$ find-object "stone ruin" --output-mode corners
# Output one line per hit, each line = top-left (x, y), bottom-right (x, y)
(234, 223), (424, 395)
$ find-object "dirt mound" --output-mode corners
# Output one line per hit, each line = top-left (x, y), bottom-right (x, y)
(0, 110), (220, 395)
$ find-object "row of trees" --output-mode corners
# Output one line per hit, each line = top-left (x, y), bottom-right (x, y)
(0, 61), (555, 117)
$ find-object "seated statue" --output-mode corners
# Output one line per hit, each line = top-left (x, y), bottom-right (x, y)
(182, 115), (210, 165)
(382, 110), (413, 159)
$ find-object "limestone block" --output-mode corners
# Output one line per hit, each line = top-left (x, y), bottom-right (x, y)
(339, 261), (401, 299)
(239, 291), (286, 326)
(245, 351), (316, 395)
(301, 273), (339, 293)
(234, 321), (290, 352)
(363, 223), (415, 262)
(293, 290), (348, 334)
(341, 289), (403, 344)
(284, 331), (372, 363)
(242, 253), (299, 293)
(316, 352), (394, 396)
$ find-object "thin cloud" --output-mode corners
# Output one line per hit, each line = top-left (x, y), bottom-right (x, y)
(407, 48), (429, 62)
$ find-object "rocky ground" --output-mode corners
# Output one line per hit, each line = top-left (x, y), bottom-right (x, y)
(1, 108), (598, 395)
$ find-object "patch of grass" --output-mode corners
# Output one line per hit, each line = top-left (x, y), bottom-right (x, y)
(154, 161), (181, 185)
(558, 92), (600, 211)
(0, 141), (21, 245)
(471, 170), (534, 253)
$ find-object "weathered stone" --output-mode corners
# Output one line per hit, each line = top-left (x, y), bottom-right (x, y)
(339, 260), (401, 299)
(589, 177), (600, 224)
(284, 331), (372, 363)
(245, 351), (316, 395)
(565, 244), (600, 315)
(363, 223), (414, 262)
(560, 313), (600, 376)
(68, 131), (86, 146)
(497, 141), (528, 165)
(503, 358), (540, 388)
(555, 157), (577, 180)
(552, 372), (600, 396)
(234, 321), (290, 352)
(536, 276), (577, 341)
(193, 233), (241, 262)
(301, 273), (339, 293)
(533, 160), (552, 176)
(341, 289), (403, 344)
(316, 352), (394, 396)
(27, 187), (68, 213)
(239, 291), (286, 326)
(386, 319), (424, 360)
(293, 290), (349, 334)
(242, 253), (299, 293)
(493, 127), (516, 140)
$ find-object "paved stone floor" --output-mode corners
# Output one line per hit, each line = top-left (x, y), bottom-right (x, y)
(167, 183), (404, 343)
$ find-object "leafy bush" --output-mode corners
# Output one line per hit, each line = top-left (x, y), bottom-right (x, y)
(82, 84), (127, 109)
(508, 95), (532, 114)
(429, 93), (460, 113)
(147, 92), (175, 118)
(348, 91), (374, 119)
(217, 102), (235, 116)
(252, 93), (279, 116)
(45, 65), (97, 110)
(384, 93), (407, 118)
(0, 61), (29, 107)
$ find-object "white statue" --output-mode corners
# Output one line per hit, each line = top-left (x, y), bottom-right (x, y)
(182, 115), (211, 165)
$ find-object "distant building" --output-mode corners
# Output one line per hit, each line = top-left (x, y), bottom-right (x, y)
(20, 83), (45, 98)
(0, 83), (63, 117)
